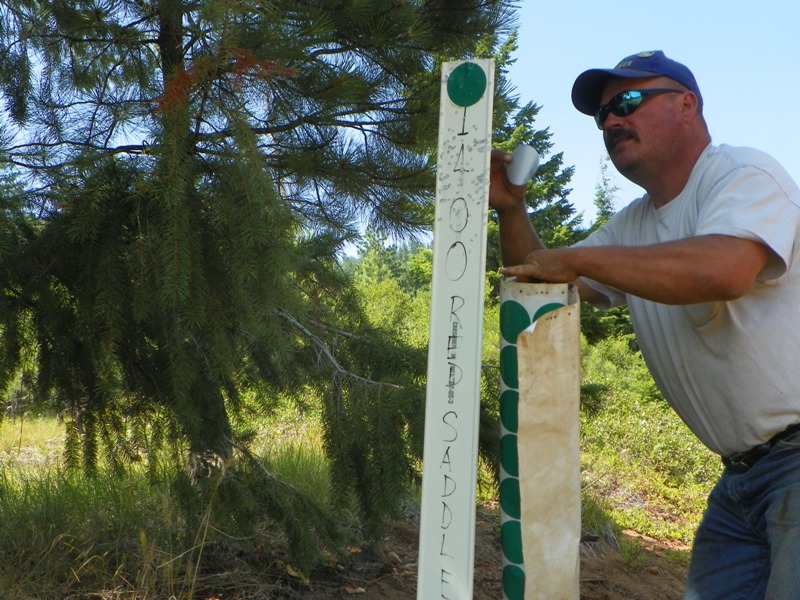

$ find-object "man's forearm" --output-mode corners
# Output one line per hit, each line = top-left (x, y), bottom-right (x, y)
(501, 235), (771, 305)
(496, 203), (546, 267)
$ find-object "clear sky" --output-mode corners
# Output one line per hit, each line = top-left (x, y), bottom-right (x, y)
(506, 1), (800, 223)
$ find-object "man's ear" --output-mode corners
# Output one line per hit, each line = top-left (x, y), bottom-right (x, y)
(681, 91), (701, 118)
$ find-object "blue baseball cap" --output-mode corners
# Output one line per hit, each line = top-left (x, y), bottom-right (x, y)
(571, 50), (703, 115)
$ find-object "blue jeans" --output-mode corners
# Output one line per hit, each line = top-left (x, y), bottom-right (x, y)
(684, 432), (800, 599)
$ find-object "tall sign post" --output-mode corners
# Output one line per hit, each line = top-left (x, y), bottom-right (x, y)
(417, 59), (495, 600)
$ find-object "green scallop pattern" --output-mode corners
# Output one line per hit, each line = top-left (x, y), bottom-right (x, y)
(499, 389), (519, 433)
(499, 285), (566, 600)
(499, 433), (519, 477)
(533, 302), (564, 322)
(500, 300), (531, 343)
(501, 520), (524, 564)
(499, 477), (520, 520)
(503, 565), (526, 600)
(499, 345), (519, 389)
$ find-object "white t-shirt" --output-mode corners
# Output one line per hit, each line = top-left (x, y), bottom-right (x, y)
(576, 144), (800, 455)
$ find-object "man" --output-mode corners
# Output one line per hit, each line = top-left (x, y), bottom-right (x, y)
(491, 50), (800, 599)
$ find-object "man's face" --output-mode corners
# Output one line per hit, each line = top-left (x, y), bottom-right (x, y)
(598, 76), (685, 182)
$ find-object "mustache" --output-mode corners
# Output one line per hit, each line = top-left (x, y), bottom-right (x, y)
(605, 128), (639, 148)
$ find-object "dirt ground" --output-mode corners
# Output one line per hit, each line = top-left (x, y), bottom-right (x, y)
(290, 508), (690, 600)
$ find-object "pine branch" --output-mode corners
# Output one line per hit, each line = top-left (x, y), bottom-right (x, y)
(276, 309), (401, 391)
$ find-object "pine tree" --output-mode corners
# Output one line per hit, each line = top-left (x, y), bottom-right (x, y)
(592, 156), (619, 230)
(0, 0), (519, 562)
(484, 31), (582, 283)
(346, 31), (584, 493)
(579, 156), (634, 343)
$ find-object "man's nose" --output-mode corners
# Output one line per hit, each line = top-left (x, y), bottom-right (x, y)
(602, 111), (626, 131)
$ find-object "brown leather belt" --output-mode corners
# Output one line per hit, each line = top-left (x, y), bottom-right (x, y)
(723, 423), (800, 474)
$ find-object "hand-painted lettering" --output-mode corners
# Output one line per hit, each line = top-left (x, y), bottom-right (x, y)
(440, 446), (452, 470)
(442, 474), (456, 497)
(445, 241), (467, 281)
(449, 197), (469, 233)
(449, 295), (465, 325)
(442, 411), (458, 442)
(441, 501), (453, 529)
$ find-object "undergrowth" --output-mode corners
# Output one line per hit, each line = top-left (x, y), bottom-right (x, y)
(579, 334), (720, 546)
(0, 414), (352, 599)
(0, 338), (721, 596)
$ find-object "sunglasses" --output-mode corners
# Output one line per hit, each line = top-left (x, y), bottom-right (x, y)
(594, 88), (685, 130)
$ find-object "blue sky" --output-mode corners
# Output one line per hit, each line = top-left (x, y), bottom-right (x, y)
(507, 1), (800, 223)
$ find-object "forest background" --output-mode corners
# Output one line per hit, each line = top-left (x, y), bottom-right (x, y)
(0, 1), (720, 597)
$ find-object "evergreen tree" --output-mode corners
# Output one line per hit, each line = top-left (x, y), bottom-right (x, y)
(347, 31), (583, 489)
(351, 230), (403, 288)
(0, 0), (518, 560)
(485, 31), (582, 279)
(591, 156), (618, 230)
(581, 156), (634, 343)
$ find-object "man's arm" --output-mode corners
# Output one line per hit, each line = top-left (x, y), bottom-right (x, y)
(500, 234), (771, 305)
(489, 149), (543, 265)
(489, 149), (606, 305)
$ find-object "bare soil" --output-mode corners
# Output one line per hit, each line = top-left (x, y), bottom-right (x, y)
(261, 507), (690, 600)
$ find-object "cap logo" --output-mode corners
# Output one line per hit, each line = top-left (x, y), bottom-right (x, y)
(615, 51), (658, 70)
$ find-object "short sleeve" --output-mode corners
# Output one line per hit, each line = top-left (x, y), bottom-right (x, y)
(694, 164), (800, 282)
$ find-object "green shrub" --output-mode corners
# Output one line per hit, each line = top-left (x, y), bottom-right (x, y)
(579, 335), (721, 543)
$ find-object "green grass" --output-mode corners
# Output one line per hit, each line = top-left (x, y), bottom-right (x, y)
(0, 415), (64, 469)
(0, 341), (721, 596)
(0, 413), (346, 599)
(0, 423), (208, 598)
(255, 415), (332, 504)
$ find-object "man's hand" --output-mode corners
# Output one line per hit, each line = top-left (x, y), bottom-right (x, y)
(489, 149), (528, 213)
(499, 248), (580, 283)
(489, 148), (547, 269)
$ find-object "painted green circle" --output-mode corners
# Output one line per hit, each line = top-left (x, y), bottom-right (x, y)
(500, 300), (532, 344)
(499, 433), (519, 477)
(499, 345), (518, 389)
(499, 477), (521, 520)
(446, 62), (487, 107)
(503, 564), (526, 600)
(499, 389), (519, 433)
(501, 519), (524, 564)
(533, 302), (565, 322)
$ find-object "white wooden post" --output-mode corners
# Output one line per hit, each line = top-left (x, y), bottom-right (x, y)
(417, 58), (495, 600)
(498, 281), (581, 600)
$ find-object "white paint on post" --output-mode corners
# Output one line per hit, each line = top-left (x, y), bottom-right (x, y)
(417, 59), (495, 600)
